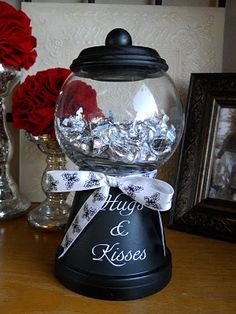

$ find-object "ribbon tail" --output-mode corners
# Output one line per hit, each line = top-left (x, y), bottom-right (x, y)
(157, 211), (166, 256)
(131, 192), (167, 256)
(118, 177), (173, 256)
(58, 185), (110, 259)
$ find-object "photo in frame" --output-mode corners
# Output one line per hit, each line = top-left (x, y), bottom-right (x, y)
(169, 73), (236, 242)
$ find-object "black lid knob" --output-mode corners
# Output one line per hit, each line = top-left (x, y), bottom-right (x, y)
(105, 28), (132, 47)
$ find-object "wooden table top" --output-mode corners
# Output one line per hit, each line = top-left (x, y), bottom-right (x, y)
(0, 215), (235, 314)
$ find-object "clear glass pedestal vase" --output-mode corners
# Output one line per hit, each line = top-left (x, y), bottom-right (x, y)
(0, 64), (31, 219)
(27, 134), (70, 231)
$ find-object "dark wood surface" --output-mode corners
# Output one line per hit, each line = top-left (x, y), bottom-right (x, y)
(0, 213), (235, 314)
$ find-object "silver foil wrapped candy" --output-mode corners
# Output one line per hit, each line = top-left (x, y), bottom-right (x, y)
(58, 107), (176, 167)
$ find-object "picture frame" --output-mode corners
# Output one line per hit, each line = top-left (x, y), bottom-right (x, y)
(169, 73), (236, 242)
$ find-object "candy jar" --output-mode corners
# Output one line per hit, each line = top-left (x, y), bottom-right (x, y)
(50, 28), (184, 300)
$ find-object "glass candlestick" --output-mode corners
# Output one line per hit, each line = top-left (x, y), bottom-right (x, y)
(27, 133), (70, 230)
(0, 63), (30, 219)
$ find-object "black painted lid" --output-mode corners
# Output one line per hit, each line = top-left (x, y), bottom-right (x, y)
(70, 28), (168, 81)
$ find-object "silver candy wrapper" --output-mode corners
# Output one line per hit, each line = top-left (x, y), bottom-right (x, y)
(58, 107), (176, 167)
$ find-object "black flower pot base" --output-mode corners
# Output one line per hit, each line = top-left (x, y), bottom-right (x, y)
(55, 188), (172, 300)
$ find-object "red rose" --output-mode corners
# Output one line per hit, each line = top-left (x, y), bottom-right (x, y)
(0, 1), (37, 69)
(60, 80), (103, 121)
(12, 68), (71, 138)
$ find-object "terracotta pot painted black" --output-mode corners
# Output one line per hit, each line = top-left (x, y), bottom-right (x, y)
(55, 188), (171, 300)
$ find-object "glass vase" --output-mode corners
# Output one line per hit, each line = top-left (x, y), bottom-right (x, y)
(0, 63), (31, 219)
(27, 133), (70, 230)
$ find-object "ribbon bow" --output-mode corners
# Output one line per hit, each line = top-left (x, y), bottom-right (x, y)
(47, 170), (174, 258)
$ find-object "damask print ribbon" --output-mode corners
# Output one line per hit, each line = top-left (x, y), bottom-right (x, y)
(47, 170), (174, 258)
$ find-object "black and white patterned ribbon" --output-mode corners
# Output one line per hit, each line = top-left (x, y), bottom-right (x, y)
(47, 170), (174, 258)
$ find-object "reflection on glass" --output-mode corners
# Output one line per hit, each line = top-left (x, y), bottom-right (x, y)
(208, 107), (236, 202)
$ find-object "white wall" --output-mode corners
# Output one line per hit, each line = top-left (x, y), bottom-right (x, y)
(4, 0), (220, 6)
(2, 0), (234, 192)
(4, 0), (235, 71)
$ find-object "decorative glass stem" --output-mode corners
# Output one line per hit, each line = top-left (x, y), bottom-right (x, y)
(0, 64), (30, 219)
(27, 134), (70, 230)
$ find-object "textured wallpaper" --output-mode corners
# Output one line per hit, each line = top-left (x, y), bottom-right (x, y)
(20, 3), (225, 202)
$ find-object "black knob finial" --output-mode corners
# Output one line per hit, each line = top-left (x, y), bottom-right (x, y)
(105, 28), (132, 47)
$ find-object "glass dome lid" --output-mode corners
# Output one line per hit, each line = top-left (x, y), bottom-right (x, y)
(55, 28), (184, 175)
